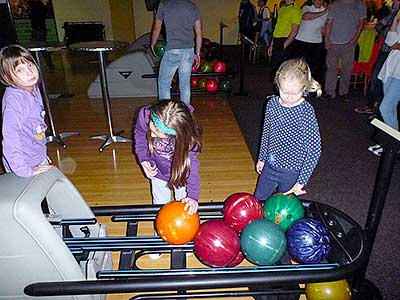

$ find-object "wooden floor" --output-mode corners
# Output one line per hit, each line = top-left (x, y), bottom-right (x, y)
(41, 50), (262, 299)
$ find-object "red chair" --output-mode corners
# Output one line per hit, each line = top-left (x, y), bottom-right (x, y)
(337, 36), (384, 95)
(351, 36), (384, 95)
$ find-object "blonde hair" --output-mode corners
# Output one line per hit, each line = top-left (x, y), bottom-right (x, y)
(275, 58), (322, 97)
(148, 100), (202, 189)
(0, 45), (39, 89)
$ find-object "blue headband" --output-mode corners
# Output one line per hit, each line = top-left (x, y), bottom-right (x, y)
(151, 111), (177, 135)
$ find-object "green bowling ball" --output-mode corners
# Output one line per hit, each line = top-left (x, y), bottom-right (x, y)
(240, 219), (286, 265)
(200, 61), (213, 73)
(198, 78), (208, 90)
(154, 40), (167, 58)
(306, 279), (352, 300)
(264, 193), (305, 232)
(219, 80), (232, 92)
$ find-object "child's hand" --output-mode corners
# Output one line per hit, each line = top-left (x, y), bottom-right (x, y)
(283, 183), (307, 196)
(181, 198), (199, 215)
(256, 160), (265, 174)
(33, 165), (53, 175)
(141, 161), (158, 178)
(267, 46), (273, 57)
(150, 45), (156, 57)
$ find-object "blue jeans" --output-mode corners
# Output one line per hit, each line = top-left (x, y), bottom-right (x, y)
(379, 77), (400, 130)
(158, 48), (194, 105)
(254, 163), (299, 201)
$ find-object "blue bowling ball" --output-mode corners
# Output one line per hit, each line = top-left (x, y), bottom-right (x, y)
(286, 218), (331, 263)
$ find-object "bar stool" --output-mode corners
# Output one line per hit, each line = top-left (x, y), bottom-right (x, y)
(24, 42), (80, 149)
(69, 41), (130, 152)
(249, 33), (268, 63)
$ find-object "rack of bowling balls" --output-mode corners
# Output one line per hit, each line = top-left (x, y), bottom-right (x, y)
(46, 193), (367, 299)
(149, 37), (234, 95)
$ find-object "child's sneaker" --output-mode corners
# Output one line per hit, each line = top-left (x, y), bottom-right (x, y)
(368, 144), (383, 157)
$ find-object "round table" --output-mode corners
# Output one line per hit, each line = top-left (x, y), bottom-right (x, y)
(24, 42), (80, 149)
(69, 41), (131, 152)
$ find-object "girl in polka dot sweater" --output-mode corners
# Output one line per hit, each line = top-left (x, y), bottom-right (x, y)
(255, 58), (322, 201)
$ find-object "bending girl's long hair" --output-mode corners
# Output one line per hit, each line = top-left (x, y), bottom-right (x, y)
(148, 100), (202, 189)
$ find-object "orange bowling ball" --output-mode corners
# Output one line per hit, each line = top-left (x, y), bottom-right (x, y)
(155, 201), (200, 245)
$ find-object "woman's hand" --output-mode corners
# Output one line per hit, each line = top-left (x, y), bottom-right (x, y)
(33, 165), (53, 175)
(283, 183), (307, 196)
(140, 161), (158, 179)
(181, 198), (199, 215)
(256, 160), (265, 174)
(325, 39), (332, 49)
(267, 45), (273, 57)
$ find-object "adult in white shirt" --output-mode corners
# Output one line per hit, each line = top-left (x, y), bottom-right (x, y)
(256, 0), (272, 45)
(378, 10), (400, 130)
(290, 0), (328, 81)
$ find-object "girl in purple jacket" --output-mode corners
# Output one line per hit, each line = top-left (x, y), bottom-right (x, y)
(134, 100), (202, 215)
(0, 45), (52, 177)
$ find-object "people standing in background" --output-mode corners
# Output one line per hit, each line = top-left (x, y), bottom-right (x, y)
(355, 0), (400, 115)
(239, 0), (257, 39)
(290, 0), (328, 82)
(366, 0), (377, 20)
(377, 10), (400, 130)
(29, 0), (54, 70)
(375, 0), (391, 21)
(150, 0), (202, 106)
(256, 0), (273, 46)
(267, 0), (302, 75)
(322, 0), (366, 102)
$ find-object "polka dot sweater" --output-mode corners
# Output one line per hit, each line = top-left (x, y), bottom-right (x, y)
(258, 95), (321, 185)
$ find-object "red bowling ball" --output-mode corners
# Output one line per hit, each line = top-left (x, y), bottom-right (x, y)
(190, 77), (199, 88)
(213, 61), (226, 73)
(194, 220), (240, 267)
(227, 250), (245, 267)
(191, 63), (199, 73)
(205, 79), (218, 92)
(223, 193), (264, 233)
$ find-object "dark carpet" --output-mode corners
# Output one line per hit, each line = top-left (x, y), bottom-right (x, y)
(223, 46), (400, 300)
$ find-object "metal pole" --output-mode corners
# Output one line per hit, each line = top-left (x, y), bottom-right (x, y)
(234, 35), (247, 96)
(352, 148), (395, 297)
(35, 51), (57, 136)
(98, 50), (114, 137)
(219, 22), (227, 60)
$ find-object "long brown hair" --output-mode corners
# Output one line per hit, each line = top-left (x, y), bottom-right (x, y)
(148, 100), (202, 189)
(0, 45), (39, 89)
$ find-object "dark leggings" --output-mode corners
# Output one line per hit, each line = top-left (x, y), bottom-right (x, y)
(254, 163), (299, 201)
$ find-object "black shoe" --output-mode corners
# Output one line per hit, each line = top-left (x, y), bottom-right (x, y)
(355, 106), (374, 114)
(321, 92), (335, 100)
(341, 94), (351, 102)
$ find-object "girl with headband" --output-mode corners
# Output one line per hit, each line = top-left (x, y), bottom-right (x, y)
(134, 100), (202, 215)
